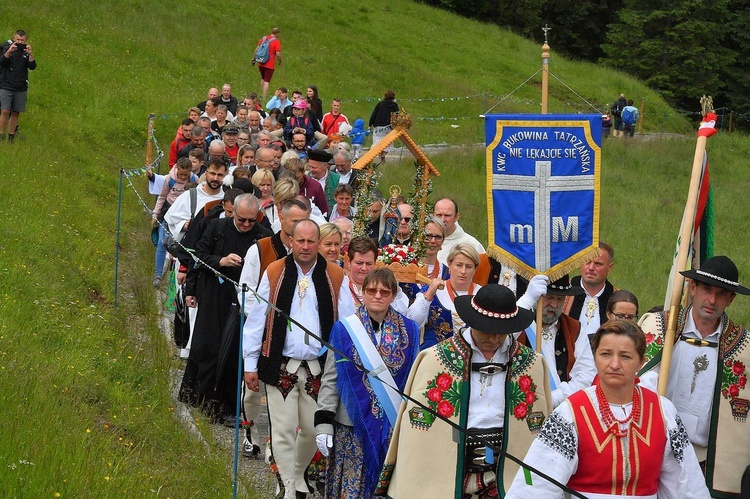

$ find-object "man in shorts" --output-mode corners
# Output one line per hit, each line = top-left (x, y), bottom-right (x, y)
(256, 27), (282, 101)
(0, 30), (37, 143)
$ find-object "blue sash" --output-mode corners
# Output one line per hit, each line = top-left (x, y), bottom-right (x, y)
(341, 316), (402, 426)
(331, 307), (419, 494)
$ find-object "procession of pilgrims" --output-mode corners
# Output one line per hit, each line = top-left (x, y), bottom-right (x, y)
(159, 104), (749, 498)
(243, 174), (748, 497)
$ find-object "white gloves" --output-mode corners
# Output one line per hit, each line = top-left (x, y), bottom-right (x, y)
(316, 433), (333, 457)
(517, 274), (549, 311)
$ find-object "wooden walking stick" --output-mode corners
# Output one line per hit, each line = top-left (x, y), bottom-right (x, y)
(146, 113), (155, 166)
(658, 96), (716, 395)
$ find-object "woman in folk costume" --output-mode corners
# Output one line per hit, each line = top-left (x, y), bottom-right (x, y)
(378, 284), (552, 498)
(346, 236), (408, 314)
(314, 268), (420, 498)
(399, 216), (451, 306)
(407, 243), (482, 350)
(505, 320), (709, 499)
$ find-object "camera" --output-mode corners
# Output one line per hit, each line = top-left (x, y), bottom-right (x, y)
(15, 43), (27, 51)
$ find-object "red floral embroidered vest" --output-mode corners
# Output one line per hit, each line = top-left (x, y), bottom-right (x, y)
(567, 387), (666, 496)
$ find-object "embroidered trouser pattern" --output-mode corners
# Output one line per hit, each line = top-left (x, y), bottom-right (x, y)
(463, 471), (498, 498)
(266, 362), (320, 499)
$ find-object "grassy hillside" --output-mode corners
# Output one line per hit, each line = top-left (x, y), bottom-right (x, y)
(0, 1), (744, 496)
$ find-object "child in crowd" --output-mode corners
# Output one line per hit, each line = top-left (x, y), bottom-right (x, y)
(152, 158), (199, 287)
(328, 184), (355, 222)
(349, 118), (370, 160)
(233, 105), (250, 129)
(189, 148), (206, 177)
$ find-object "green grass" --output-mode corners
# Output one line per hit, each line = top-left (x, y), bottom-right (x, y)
(0, 0), (747, 495)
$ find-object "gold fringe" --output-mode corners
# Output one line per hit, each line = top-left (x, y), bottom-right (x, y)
(486, 246), (601, 282)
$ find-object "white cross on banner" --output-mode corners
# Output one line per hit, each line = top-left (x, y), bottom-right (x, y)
(484, 115), (602, 280)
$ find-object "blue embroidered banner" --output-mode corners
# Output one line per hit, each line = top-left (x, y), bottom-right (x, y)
(485, 115), (602, 279)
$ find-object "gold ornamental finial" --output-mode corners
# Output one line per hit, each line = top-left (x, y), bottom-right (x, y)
(700, 95), (714, 116)
(391, 110), (412, 130)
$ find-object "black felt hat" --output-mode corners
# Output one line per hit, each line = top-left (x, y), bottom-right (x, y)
(307, 149), (333, 162)
(680, 255), (750, 295)
(454, 284), (534, 334)
(547, 274), (584, 296)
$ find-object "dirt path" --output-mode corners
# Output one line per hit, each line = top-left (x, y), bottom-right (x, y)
(156, 286), (279, 497)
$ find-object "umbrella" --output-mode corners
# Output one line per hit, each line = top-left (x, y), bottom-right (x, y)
(173, 284), (190, 348)
(215, 303), (242, 389)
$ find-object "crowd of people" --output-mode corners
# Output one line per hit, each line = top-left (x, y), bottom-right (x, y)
(144, 60), (749, 497)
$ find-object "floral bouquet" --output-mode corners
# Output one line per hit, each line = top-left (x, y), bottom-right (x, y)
(377, 244), (420, 266)
(376, 244), (426, 283)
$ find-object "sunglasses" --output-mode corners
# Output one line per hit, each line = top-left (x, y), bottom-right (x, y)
(364, 287), (393, 297)
(235, 215), (256, 225)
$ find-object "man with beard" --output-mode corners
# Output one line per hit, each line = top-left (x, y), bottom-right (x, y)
(179, 194), (272, 424)
(164, 158), (228, 259)
(517, 275), (596, 408)
(243, 219), (355, 499)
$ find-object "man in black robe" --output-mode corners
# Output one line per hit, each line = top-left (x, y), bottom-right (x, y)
(178, 194), (272, 424)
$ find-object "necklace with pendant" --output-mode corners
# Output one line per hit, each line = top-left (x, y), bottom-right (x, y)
(298, 277), (310, 307)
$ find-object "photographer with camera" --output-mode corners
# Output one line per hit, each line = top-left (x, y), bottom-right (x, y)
(0, 30), (36, 143)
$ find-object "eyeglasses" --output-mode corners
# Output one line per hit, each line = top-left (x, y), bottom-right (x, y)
(364, 287), (393, 297)
(612, 313), (638, 321)
(235, 215), (256, 225)
(400, 217), (412, 223)
(424, 232), (444, 241)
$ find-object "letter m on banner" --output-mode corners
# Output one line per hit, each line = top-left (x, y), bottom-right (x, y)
(485, 115), (602, 280)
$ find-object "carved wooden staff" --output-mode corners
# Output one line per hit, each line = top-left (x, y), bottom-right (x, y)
(658, 96), (717, 395)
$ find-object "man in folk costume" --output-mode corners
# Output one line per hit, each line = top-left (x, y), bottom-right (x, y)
(237, 196), (310, 458)
(516, 275), (597, 408)
(639, 255), (750, 497)
(315, 268), (420, 498)
(564, 241), (617, 339)
(243, 219), (356, 499)
(377, 284), (552, 498)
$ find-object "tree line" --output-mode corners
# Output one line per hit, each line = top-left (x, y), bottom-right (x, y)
(419, 0), (749, 127)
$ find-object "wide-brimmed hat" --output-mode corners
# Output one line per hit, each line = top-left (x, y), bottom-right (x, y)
(454, 284), (534, 334)
(681, 255), (750, 295)
(307, 149), (333, 163)
(547, 274), (584, 296)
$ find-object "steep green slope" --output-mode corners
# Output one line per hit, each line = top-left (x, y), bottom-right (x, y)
(0, 1), (741, 496)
